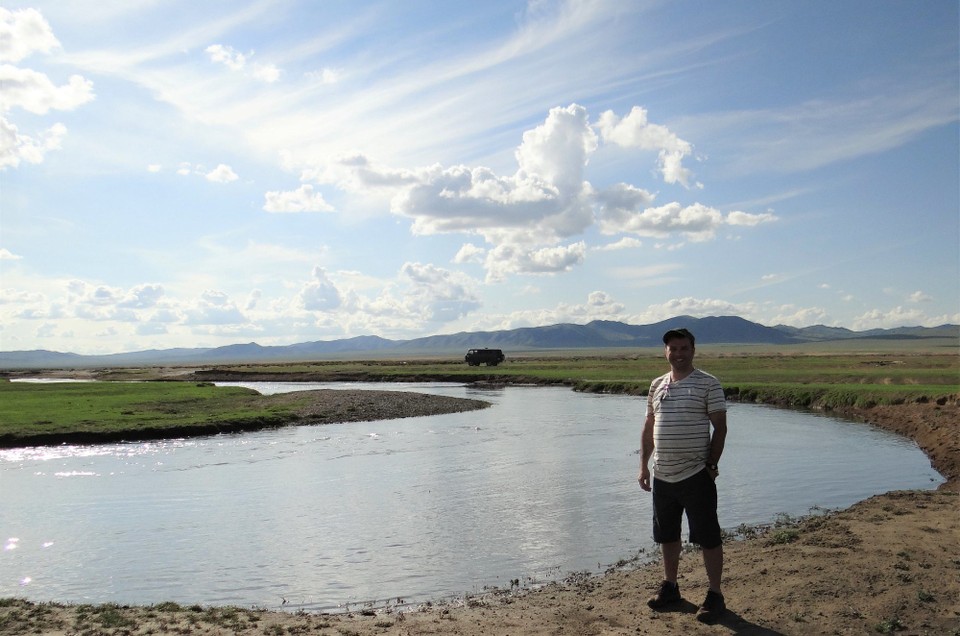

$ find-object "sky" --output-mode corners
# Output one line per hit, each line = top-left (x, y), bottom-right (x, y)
(1, 0), (958, 355)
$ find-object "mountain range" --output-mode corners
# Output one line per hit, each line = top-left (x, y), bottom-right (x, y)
(1, 315), (956, 369)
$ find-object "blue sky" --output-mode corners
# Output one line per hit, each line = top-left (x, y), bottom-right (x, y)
(1, 0), (957, 355)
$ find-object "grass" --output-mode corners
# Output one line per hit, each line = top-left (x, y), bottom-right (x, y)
(192, 349), (959, 409)
(0, 381), (298, 446)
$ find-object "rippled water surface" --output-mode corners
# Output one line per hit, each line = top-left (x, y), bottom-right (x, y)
(0, 382), (942, 611)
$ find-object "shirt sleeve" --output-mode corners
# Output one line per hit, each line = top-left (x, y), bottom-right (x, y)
(706, 376), (726, 414)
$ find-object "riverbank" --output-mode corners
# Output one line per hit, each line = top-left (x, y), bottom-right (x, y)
(2, 400), (957, 635)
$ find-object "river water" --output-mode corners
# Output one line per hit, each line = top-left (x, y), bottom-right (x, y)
(0, 382), (942, 612)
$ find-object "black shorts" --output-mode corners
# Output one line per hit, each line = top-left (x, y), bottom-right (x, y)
(651, 469), (722, 549)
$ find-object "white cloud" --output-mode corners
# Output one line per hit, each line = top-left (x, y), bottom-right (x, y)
(399, 262), (481, 323)
(453, 243), (485, 264)
(852, 306), (949, 330)
(117, 284), (164, 309)
(0, 117), (66, 169)
(473, 290), (626, 331)
(515, 103), (597, 193)
(245, 289), (262, 311)
(0, 10), (92, 171)
(205, 164), (238, 183)
(596, 106), (698, 187)
(183, 290), (247, 325)
(263, 184), (334, 213)
(600, 201), (776, 241)
(0, 248), (22, 260)
(306, 67), (340, 84)
(296, 104), (776, 283)
(767, 306), (831, 327)
(298, 266), (342, 312)
(726, 210), (778, 226)
(603, 201), (723, 241)
(483, 241), (587, 283)
(251, 63), (280, 83)
(596, 237), (643, 251)
(0, 64), (94, 114)
(206, 43), (280, 83)
(205, 44), (246, 71)
(908, 290), (933, 303)
(0, 8), (60, 63)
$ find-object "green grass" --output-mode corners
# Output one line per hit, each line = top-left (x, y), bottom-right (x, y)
(199, 350), (959, 408)
(0, 381), (297, 444)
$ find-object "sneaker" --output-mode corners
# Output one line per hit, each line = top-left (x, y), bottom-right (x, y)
(647, 580), (682, 609)
(696, 589), (726, 624)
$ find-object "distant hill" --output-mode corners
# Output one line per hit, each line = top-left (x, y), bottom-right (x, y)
(1, 316), (956, 369)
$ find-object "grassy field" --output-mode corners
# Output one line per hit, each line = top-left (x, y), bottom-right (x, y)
(185, 348), (959, 408)
(2, 345), (956, 446)
(0, 381), (298, 443)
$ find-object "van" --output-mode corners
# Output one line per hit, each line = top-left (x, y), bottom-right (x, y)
(464, 348), (505, 366)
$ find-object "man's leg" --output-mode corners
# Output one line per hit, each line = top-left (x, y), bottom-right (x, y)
(702, 544), (723, 592)
(662, 540), (682, 583)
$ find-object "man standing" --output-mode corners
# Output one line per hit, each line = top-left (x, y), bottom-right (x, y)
(638, 327), (728, 624)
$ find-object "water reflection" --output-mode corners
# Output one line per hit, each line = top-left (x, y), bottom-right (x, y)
(0, 383), (941, 612)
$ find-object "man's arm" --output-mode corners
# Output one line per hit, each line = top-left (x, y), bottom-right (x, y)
(638, 412), (655, 491)
(705, 410), (727, 479)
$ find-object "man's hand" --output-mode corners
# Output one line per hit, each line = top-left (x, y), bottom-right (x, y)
(638, 469), (651, 492)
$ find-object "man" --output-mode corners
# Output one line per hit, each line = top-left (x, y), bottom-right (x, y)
(638, 327), (728, 624)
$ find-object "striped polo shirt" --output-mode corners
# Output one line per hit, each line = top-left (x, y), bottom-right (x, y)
(645, 368), (726, 483)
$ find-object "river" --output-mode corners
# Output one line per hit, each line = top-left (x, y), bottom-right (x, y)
(0, 382), (942, 612)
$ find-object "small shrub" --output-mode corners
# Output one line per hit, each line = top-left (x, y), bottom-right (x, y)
(769, 528), (800, 545)
(875, 616), (905, 633)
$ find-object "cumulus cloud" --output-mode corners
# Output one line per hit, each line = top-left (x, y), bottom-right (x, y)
(600, 201), (777, 241)
(298, 266), (342, 312)
(596, 237), (643, 251)
(0, 9), (93, 171)
(399, 262), (481, 322)
(296, 104), (775, 283)
(0, 8), (59, 62)
(205, 44), (246, 70)
(484, 242), (586, 283)
(852, 306), (933, 330)
(726, 210), (778, 226)
(251, 63), (281, 83)
(476, 290), (626, 331)
(206, 44), (281, 83)
(118, 284), (164, 309)
(0, 65), (94, 114)
(768, 306), (831, 327)
(453, 243), (486, 264)
(0, 118), (66, 169)
(306, 67), (340, 84)
(245, 289), (262, 311)
(205, 164), (238, 183)
(263, 184), (334, 213)
(596, 106), (698, 187)
(0, 247), (22, 260)
(908, 290), (932, 303)
(184, 290), (247, 325)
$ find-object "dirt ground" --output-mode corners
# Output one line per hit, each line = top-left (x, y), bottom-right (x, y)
(2, 400), (957, 636)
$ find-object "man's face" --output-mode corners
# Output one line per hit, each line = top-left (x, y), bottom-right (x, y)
(664, 337), (695, 372)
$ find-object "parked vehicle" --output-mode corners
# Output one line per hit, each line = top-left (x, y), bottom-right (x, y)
(464, 348), (505, 366)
